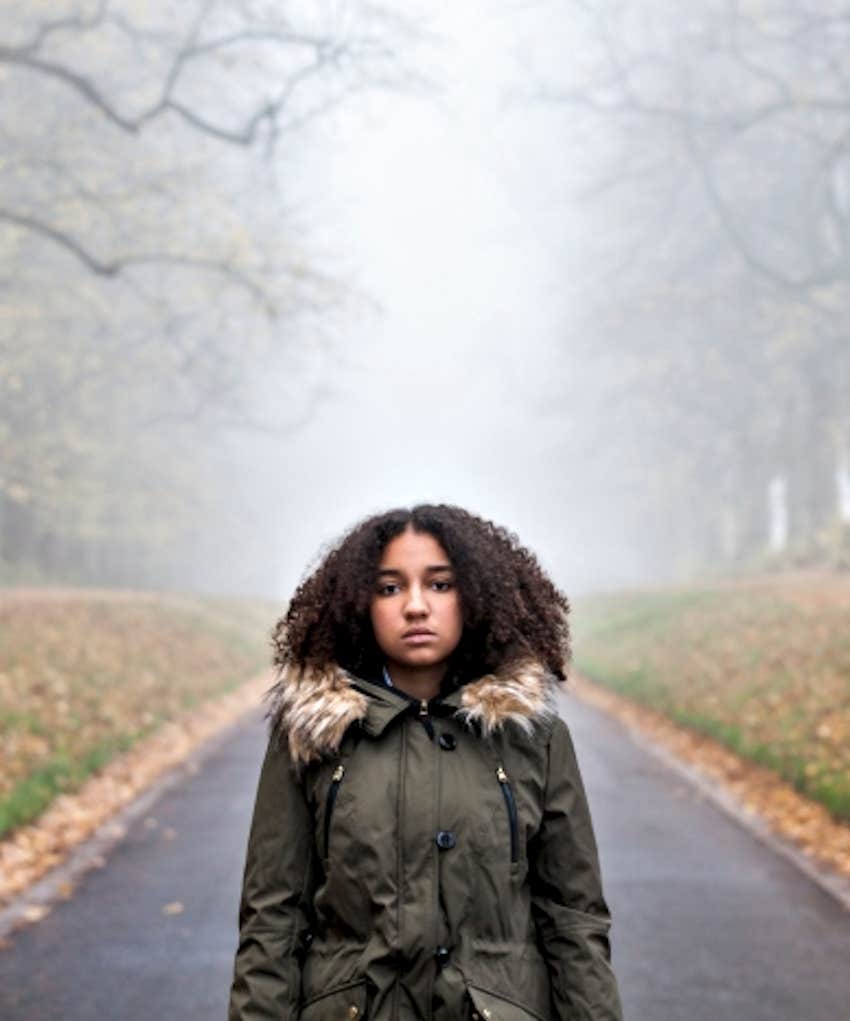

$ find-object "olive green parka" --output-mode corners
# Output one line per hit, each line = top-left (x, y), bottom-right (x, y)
(227, 659), (623, 1021)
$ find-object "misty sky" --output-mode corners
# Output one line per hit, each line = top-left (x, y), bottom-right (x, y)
(254, 2), (637, 600)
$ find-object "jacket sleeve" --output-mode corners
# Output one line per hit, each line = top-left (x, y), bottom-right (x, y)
(529, 715), (623, 1021)
(228, 731), (316, 1021)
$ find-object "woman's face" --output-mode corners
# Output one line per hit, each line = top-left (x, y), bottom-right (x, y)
(369, 525), (463, 673)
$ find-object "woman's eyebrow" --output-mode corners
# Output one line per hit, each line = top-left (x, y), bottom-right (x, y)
(376, 564), (453, 576)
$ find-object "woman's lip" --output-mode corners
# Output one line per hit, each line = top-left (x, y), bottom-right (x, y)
(402, 631), (436, 642)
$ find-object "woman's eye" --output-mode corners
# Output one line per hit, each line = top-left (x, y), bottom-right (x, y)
(377, 583), (400, 596)
(432, 579), (453, 592)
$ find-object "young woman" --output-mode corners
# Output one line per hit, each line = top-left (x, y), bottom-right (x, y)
(228, 504), (623, 1020)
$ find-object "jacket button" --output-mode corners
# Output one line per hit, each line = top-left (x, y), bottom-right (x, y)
(435, 945), (450, 967)
(435, 829), (456, 850)
(438, 733), (457, 750)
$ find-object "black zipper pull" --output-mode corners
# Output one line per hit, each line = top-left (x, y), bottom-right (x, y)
(323, 763), (345, 859)
(496, 764), (519, 864)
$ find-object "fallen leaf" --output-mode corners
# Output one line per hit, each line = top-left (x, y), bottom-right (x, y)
(21, 904), (50, 922)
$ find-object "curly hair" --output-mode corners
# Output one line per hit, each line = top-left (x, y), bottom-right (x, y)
(271, 504), (571, 685)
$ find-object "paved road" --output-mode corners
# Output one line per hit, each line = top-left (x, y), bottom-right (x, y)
(1, 698), (848, 1020)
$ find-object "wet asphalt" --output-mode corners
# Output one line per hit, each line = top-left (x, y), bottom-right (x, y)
(0, 697), (848, 1020)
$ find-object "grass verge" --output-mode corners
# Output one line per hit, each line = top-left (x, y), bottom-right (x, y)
(0, 590), (278, 839)
(572, 577), (850, 823)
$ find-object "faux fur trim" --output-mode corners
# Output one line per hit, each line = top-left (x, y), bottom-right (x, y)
(264, 663), (369, 768)
(455, 659), (558, 737)
(264, 658), (558, 767)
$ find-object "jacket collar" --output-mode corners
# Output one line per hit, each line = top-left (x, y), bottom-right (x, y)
(264, 658), (559, 767)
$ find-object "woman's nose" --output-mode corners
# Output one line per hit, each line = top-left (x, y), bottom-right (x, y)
(403, 583), (429, 616)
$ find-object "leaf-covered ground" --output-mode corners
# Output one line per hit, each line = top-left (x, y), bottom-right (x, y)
(566, 672), (850, 880)
(572, 573), (850, 824)
(0, 669), (273, 914)
(0, 589), (279, 839)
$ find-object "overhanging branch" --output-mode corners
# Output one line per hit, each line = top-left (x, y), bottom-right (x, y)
(0, 208), (272, 305)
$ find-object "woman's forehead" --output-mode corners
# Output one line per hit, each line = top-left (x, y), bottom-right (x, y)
(378, 528), (452, 569)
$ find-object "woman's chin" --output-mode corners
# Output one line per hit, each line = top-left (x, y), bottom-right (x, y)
(391, 647), (449, 669)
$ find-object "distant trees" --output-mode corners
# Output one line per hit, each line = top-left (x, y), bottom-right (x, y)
(542, 0), (850, 575)
(0, 1), (417, 590)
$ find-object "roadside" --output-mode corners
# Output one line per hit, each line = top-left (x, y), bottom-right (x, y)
(570, 574), (850, 903)
(568, 671), (850, 909)
(0, 669), (273, 936)
(0, 589), (277, 840)
(0, 585), (280, 922)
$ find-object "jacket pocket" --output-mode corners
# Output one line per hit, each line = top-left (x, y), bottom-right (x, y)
(467, 983), (546, 1021)
(323, 763), (345, 860)
(495, 764), (519, 864)
(299, 978), (368, 1021)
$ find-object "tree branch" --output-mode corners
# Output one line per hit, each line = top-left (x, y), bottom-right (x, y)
(0, 208), (274, 305)
(0, 7), (400, 146)
(15, 0), (110, 53)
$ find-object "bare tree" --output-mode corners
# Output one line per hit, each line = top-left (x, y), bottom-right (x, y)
(0, 0), (423, 589)
(533, 0), (850, 574)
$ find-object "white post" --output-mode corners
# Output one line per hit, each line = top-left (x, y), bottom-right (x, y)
(768, 474), (788, 552)
(837, 451), (850, 524)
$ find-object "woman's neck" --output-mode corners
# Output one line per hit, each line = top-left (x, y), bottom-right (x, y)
(384, 661), (446, 702)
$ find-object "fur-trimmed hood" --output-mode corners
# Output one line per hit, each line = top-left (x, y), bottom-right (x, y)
(263, 659), (561, 767)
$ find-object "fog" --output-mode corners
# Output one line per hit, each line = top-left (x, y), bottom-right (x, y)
(266, 6), (609, 597)
(4, 0), (849, 600)
(225, 1), (644, 599)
